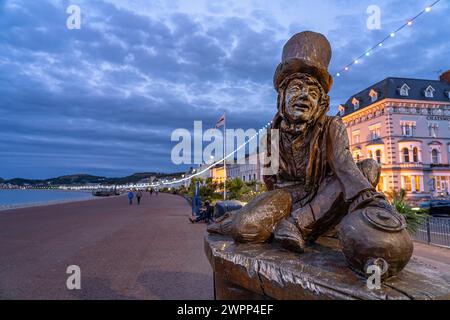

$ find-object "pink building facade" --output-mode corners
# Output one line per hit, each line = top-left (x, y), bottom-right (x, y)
(340, 72), (450, 200)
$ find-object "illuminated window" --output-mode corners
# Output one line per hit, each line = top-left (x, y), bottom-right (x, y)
(376, 176), (384, 192)
(414, 176), (421, 192)
(404, 176), (412, 192)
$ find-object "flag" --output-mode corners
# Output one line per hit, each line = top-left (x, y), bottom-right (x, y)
(215, 114), (225, 128)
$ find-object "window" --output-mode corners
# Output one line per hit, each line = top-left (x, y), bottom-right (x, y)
(403, 148), (410, 163)
(376, 176), (384, 192)
(424, 85), (435, 98)
(413, 147), (419, 163)
(404, 176), (412, 192)
(369, 89), (378, 103)
(339, 105), (345, 116)
(414, 176), (421, 192)
(352, 130), (360, 144)
(399, 84), (410, 96)
(375, 150), (382, 164)
(432, 149), (439, 164)
(368, 150), (373, 159)
(352, 98), (360, 110)
(429, 122), (439, 137)
(405, 125), (411, 136)
(356, 153), (360, 162)
(401, 121), (416, 136)
(242, 175), (245, 181)
(368, 123), (381, 140)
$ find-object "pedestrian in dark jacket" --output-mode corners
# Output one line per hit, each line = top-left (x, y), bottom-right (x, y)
(189, 201), (214, 223)
(136, 190), (143, 205)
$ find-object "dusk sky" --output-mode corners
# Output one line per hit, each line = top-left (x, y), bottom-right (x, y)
(1, 0), (449, 179)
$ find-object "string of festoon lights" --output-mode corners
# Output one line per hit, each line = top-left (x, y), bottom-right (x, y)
(151, 121), (273, 187)
(153, 0), (441, 188)
(335, 0), (441, 78)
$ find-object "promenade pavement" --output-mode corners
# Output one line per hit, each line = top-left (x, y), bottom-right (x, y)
(0, 192), (448, 299)
(0, 193), (213, 299)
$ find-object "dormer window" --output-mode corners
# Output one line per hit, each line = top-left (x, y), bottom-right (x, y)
(339, 105), (345, 116)
(399, 84), (410, 97)
(445, 90), (450, 99)
(424, 85), (435, 98)
(352, 97), (360, 110)
(369, 89), (378, 103)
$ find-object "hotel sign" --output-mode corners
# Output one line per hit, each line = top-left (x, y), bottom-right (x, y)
(426, 116), (450, 121)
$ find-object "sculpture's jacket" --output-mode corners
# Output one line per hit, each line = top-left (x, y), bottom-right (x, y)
(264, 113), (374, 209)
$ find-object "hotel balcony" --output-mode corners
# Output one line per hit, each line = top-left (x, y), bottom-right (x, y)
(430, 163), (450, 169)
(398, 162), (424, 169)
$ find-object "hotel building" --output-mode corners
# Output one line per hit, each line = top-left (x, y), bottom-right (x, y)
(339, 71), (450, 200)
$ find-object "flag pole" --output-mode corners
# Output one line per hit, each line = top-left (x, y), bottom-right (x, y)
(223, 113), (227, 201)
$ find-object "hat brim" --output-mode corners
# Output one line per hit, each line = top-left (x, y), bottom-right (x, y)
(273, 58), (333, 93)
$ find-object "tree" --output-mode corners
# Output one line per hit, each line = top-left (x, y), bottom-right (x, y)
(386, 189), (429, 234)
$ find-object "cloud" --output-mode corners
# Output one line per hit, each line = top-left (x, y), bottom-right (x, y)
(0, 0), (448, 178)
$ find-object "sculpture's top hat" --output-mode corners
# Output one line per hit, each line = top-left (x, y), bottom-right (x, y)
(274, 31), (333, 93)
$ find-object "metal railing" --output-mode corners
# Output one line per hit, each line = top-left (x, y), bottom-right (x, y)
(412, 217), (450, 247)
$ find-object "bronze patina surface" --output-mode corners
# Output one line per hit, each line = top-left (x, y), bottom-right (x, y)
(207, 31), (414, 279)
(205, 234), (450, 300)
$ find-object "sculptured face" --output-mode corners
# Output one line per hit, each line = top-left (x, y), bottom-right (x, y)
(284, 78), (321, 123)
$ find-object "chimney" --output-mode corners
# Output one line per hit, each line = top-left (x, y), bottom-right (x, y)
(439, 70), (450, 83)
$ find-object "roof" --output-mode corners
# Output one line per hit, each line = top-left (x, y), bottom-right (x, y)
(339, 76), (450, 117)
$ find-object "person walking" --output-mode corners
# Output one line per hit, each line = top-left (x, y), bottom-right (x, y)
(150, 188), (153, 196)
(128, 190), (134, 205)
(136, 190), (143, 205)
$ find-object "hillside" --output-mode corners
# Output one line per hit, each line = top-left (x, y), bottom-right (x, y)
(0, 172), (185, 187)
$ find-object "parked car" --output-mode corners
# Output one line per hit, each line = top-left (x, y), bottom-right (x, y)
(419, 199), (450, 217)
(92, 188), (119, 197)
(214, 200), (244, 219)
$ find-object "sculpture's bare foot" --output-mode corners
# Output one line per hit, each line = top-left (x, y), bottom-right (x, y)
(274, 217), (305, 253)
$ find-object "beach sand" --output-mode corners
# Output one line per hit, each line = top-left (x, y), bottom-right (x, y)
(0, 193), (213, 299)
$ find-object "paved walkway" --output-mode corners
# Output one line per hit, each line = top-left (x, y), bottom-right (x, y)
(411, 241), (450, 274)
(1, 193), (448, 299)
(0, 193), (213, 299)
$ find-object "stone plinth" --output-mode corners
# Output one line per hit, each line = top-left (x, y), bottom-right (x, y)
(204, 234), (450, 300)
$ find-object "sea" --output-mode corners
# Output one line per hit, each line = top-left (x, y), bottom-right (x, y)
(0, 189), (94, 210)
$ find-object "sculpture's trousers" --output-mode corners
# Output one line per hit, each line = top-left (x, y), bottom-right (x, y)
(208, 160), (380, 245)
